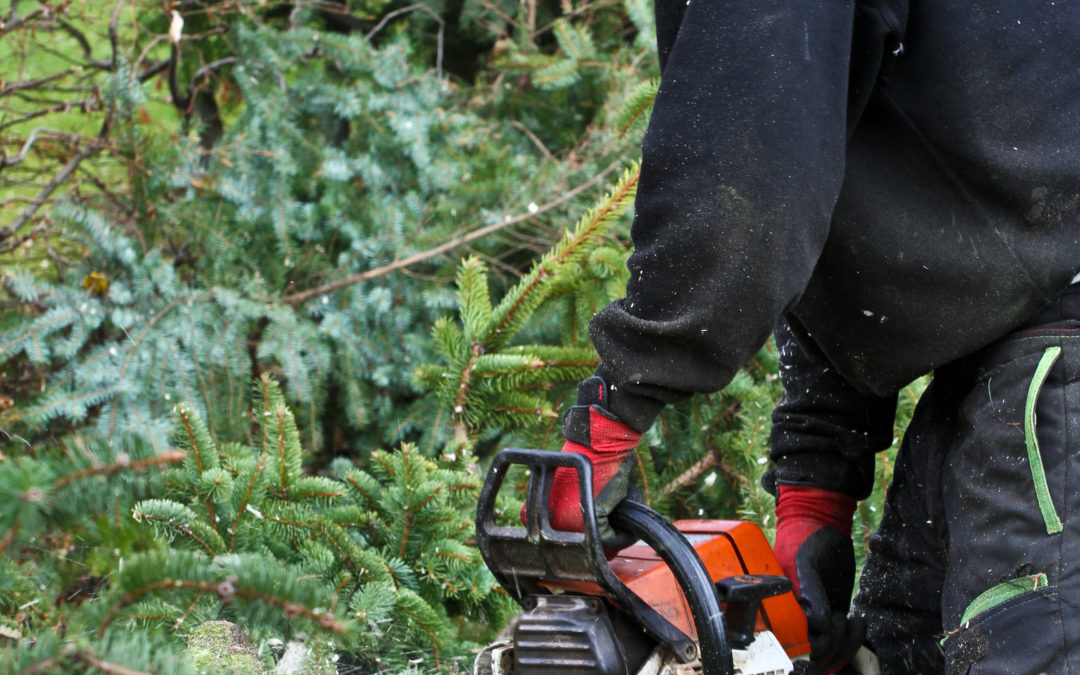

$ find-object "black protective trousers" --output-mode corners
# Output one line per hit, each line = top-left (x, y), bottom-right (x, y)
(853, 288), (1080, 673)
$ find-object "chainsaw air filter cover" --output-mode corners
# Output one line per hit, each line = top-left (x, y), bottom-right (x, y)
(512, 595), (656, 675)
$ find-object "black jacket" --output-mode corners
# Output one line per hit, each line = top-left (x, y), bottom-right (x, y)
(592, 0), (1080, 440)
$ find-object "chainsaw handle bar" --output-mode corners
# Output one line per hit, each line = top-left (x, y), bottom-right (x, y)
(475, 449), (734, 674)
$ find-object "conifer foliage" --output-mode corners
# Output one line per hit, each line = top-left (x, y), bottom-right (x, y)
(1, 374), (509, 672)
(1, 0), (659, 458)
(417, 163), (639, 440)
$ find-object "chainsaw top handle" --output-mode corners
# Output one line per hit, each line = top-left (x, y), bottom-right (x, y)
(475, 448), (734, 674)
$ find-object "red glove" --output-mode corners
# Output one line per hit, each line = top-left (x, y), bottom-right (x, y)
(545, 376), (642, 553)
(774, 485), (863, 671)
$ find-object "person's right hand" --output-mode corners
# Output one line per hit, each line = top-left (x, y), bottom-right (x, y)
(545, 376), (642, 554)
(773, 484), (864, 671)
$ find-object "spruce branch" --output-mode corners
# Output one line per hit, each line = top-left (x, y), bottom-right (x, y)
(451, 342), (484, 440)
(0, 308), (79, 363)
(230, 447), (268, 553)
(100, 579), (344, 639)
(131, 500), (226, 555)
(422, 163), (638, 439)
(482, 161), (639, 350)
(107, 293), (215, 440)
(614, 77), (660, 138)
(311, 518), (393, 584)
(175, 404), (217, 475)
(394, 597), (442, 666)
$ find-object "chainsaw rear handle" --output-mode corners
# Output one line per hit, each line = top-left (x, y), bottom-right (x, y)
(476, 448), (734, 674)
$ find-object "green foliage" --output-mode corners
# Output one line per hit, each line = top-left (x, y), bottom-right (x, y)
(417, 163), (639, 437)
(2, 0), (663, 462)
(417, 157), (786, 529)
(613, 77), (661, 138)
(1, 0), (668, 668)
(1, 377), (512, 672)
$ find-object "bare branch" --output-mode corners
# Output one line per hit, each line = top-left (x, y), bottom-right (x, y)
(138, 58), (170, 82)
(0, 224), (47, 256)
(3, 0), (22, 26)
(0, 98), (102, 132)
(0, 3), (47, 37)
(107, 0), (125, 66)
(133, 34), (168, 72)
(1, 127), (81, 169)
(0, 67), (88, 97)
(46, 242), (75, 267)
(56, 19), (112, 69)
(190, 57), (239, 88)
(283, 155), (628, 305)
(1, 143), (100, 243)
(366, 3), (445, 79)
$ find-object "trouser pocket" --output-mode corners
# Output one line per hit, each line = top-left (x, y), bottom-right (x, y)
(942, 584), (1061, 674)
(941, 340), (1069, 621)
(939, 333), (1080, 673)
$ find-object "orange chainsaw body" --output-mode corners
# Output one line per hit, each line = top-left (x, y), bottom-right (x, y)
(541, 519), (812, 660)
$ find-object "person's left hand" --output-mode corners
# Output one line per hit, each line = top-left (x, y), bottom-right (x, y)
(773, 485), (864, 671)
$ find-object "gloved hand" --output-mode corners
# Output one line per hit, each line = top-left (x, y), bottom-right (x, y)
(547, 376), (642, 554)
(774, 484), (863, 671)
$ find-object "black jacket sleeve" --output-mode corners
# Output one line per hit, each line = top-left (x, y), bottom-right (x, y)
(590, 0), (858, 431)
(765, 321), (898, 500)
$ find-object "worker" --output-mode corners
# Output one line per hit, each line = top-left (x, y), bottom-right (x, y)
(545, 0), (1080, 672)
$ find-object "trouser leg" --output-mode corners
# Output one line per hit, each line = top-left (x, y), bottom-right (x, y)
(853, 376), (951, 674)
(856, 299), (1080, 674)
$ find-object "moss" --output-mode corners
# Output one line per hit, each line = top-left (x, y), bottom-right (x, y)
(186, 621), (266, 674)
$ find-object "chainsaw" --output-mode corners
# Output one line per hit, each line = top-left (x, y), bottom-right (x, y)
(473, 449), (880, 675)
